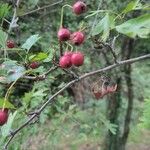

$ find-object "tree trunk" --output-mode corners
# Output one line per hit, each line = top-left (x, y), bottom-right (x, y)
(104, 77), (122, 150)
(104, 39), (134, 150)
(119, 39), (134, 150)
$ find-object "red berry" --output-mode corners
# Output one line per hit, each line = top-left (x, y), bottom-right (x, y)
(57, 28), (71, 41)
(7, 40), (15, 48)
(59, 55), (72, 68)
(0, 109), (8, 126)
(73, 1), (87, 15)
(64, 51), (73, 57)
(71, 52), (84, 67)
(71, 31), (85, 45)
(29, 62), (39, 69)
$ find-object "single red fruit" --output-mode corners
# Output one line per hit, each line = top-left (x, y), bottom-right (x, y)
(0, 109), (9, 126)
(71, 52), (84, 67)
(57, 28), (71, 41)
(7, 40), (15, 48)
(64, 51), (73, 57)
(71, 31), (85, 45)
(29, 62), (39, 69)
(73, 1), (87, 15)
(59, 55), (72, 68)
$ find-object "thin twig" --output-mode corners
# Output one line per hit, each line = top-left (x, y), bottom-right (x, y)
(8, 0), (20, 33)
(19, 0), (64, 17)
(102, 42), (118, 64)
(3, 53), (150, 149)
(23, 66), (58, 80)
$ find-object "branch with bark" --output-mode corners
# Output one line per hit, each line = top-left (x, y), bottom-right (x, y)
(3, 53), (150, 150)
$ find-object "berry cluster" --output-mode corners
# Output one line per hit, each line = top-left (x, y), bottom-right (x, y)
(59, 51), (84, 68)
(58, 1), (87, 69)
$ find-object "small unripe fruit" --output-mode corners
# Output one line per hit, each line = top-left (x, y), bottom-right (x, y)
(7, 40), (15, 48)
(73, 1), (87, 15)
(71, 31), (85, 45)
(57, 28), (71, 41)
(0, 109), (8, 126)
(64, 51), (73, 57)
(29, 62), (39, 69)
(59, 55), (72, 68)
(71, 52), (84, 67)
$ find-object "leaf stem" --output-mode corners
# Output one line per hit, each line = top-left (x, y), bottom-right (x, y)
(60, 4), (72, 28)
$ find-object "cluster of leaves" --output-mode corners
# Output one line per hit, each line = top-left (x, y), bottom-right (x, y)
(3, 97), (117, 149)
(87, 0), (150, 40)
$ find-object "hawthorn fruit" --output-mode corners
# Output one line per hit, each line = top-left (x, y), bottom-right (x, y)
(59, 55), (72, 68)
(70, 31), (85, 45)
(0, 109), (8, 126)
(29, 62), (39, 69)
(57, 28), (71, 41)
(64, 51), (73, 57)
(73, 1), (87, 15)
(71, 52), (84, 66)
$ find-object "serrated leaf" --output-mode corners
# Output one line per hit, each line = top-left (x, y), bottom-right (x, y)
(43, 53), (53, 62)
(28, 0), (39, 8)
(21, 34), (41, 51)
(29, 54), (36, 60)
(122, 0), (141, 14)
(0, 98), (15, 109)
(7, 65), (26, 82)
(0, 3), (11, 19)
(116, 14), (150, 38)
(1, 111), (17, 137)
(0, 29), (7, 48)
(2, 60), (26, 82)
(30, 52), (48, 61)
(2, 60), (17, 70)
(92, 13), (115, 41)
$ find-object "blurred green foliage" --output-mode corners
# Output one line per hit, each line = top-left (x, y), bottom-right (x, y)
(0, 0), (150, 149)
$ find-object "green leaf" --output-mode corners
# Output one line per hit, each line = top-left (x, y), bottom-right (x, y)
(21, 34), (41, 51)
(1, 111), (17, 137)
(22, 91), (34, 108)
(116, 14), (150, 38)
(0, 98), (15, 109)
(30, 52), (48, 61)
(2, 60), (17, 70)
(0, 3), (11, 19)
(92, 13), (115, 41)
(2, 60), (26, 82)
(7, 66), (26, 82)
(43, 51), (54, 62)
(0, 29), (7, 48)
(122, 0), (141, 14)
(142, 4), (150, 10)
